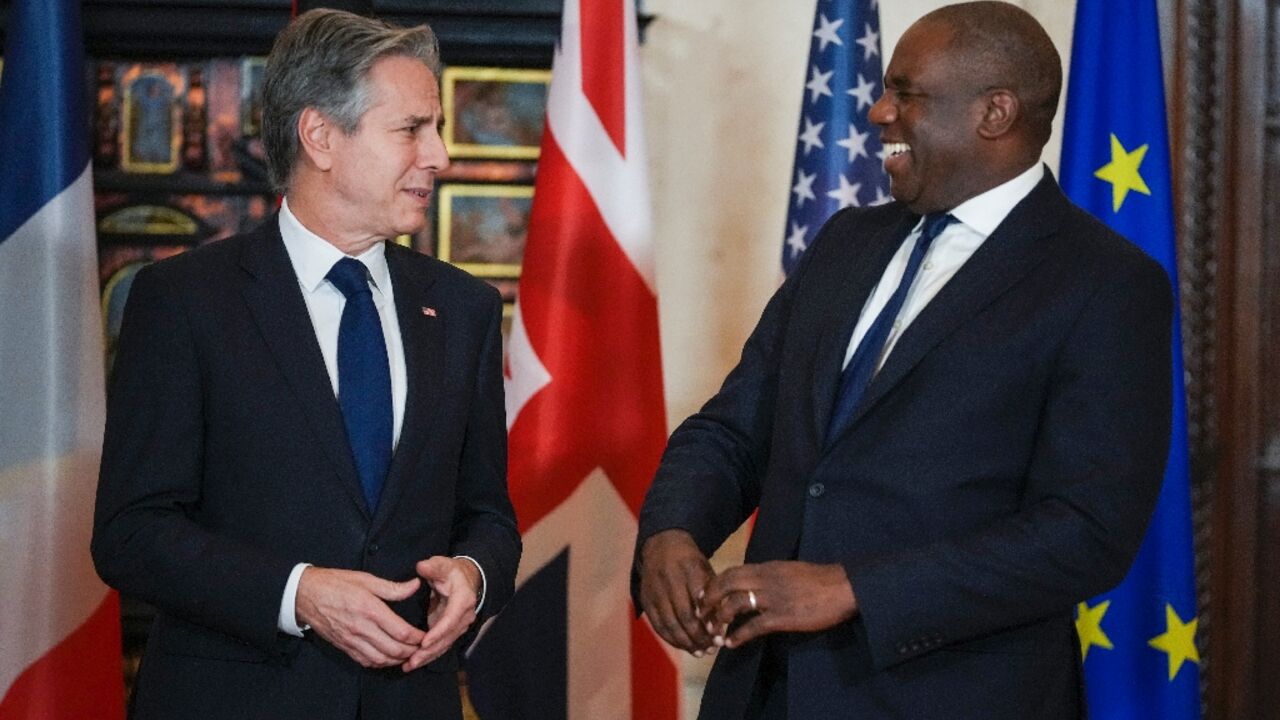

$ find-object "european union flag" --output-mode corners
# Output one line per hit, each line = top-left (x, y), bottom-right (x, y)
(1060, 0), (1200, 717)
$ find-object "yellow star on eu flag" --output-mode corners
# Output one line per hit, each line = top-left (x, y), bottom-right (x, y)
(1075, 599), (1113, 661)
(1148, 603), (1200, 681)
(1093, 133), (1151, 213)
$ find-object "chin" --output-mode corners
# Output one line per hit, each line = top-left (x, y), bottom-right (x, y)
(393, 217), (429, 237)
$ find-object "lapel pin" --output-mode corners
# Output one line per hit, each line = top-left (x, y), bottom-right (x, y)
(422, 307), (437, 317)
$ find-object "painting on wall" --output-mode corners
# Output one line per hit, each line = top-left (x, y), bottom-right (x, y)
(442, 67), (550, 160)
(436, 183), (533, 278)
(95, 59), (269, 183)
(120, 64), (186, 173)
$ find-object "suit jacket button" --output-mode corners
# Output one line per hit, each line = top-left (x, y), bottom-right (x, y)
(367, 542), (380, 555)
(808, 482), (825, 498)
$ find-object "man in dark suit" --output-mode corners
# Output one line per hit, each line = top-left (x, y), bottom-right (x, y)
(92, 10), (519, 719)
(634, 3), (1172, 718)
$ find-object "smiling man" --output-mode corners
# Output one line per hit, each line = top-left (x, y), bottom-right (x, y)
(92, 10), (519, 719)
(634, 2), (1173, 718)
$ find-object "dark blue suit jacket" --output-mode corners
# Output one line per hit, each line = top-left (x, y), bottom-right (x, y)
(636, 173), (1172, 719)
(92, 218), (520, 719)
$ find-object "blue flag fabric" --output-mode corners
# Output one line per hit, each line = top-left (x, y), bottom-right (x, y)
(0, 1), (123, 715)
(1060, 1), (1200, 717)
(0, 0), (89, 242)
(781, 0), (889, 275)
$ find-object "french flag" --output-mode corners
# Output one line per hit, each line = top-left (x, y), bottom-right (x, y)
(465, 0), (681, 717)
(0, 1), (125, 717)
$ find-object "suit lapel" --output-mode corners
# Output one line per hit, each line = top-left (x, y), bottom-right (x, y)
(809, 212), (919, 442)
(238, 219), (369, 519)
(370, 246), (444, 536)
(829, 174), (1069, 442)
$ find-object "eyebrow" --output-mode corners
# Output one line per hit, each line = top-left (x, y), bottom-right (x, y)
(399, 114), (436, 126)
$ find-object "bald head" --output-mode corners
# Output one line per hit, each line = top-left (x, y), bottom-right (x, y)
(918, 2), (1063, 149)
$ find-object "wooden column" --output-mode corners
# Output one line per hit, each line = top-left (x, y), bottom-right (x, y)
(1176, 0), (1277, 716)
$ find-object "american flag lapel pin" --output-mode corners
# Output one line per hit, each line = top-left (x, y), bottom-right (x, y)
(422, 306), (437, 317)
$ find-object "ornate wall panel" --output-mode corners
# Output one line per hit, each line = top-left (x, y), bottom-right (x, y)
(1174, 0), (1224, 714)
(1257, 0), (1280, 717)
(1182, 0), (1277, 717)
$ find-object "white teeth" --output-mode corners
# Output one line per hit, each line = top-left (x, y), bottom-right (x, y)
(883, 142), (911, 157)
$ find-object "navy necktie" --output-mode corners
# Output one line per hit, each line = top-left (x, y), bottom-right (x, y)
(825, 213), (954, 447)
(326, 257), (393, 512)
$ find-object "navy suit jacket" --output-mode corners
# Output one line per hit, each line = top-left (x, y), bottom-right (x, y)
(92, 218), (520, 719)
(635, 172), (1172, 719)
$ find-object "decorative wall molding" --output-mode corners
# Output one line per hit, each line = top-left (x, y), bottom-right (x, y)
(1174, 0), (1223, 714)
(1188, 0), (1277, 717)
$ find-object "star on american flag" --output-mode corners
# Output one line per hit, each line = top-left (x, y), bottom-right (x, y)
(782, 0), (889, 273)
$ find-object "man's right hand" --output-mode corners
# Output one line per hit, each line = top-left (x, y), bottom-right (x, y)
(638, 529), (717, 657)
(295, 567), (426, 668)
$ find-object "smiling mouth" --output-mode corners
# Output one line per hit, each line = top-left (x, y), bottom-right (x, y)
(883, 142), (911, 159)
(404, 188), (433, 206)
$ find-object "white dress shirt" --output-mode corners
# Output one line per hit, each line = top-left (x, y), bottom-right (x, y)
(272, 200), (484, 636)
(278, 199), (408, 444)
(842, 163), (1045, 372)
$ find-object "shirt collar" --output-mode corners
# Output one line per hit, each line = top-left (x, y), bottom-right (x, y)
(279, 198), (390, 295)
(947, 162), (1045, 238)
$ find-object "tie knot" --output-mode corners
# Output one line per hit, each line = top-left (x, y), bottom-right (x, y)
(327, 257), (372, 299)
(919, 213), (955, 245)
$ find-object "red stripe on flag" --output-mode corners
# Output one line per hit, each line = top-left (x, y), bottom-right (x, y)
(632, 610), (681, 719)
(0, 592), (125, 720)
(494, 1), (678, 715)
(578, 0), (627, 157)
(507, 133), (665, 532)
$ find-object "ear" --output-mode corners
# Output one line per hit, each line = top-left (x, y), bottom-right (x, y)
(976, 89), (1018, 140)
(296, 107), (335, 172)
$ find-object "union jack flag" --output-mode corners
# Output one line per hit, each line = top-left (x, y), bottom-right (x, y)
(465, 0), (679, 717)
(783, 0), (889, 276)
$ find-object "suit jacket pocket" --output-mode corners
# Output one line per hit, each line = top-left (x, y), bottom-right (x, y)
(935, 617), (1069, 657)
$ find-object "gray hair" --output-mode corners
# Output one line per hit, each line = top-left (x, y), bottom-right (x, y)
(260, 8), (442, 192)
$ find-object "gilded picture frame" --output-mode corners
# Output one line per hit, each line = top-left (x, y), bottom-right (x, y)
(437, 183), (534, 277)
(120, 64), (186, 174)
(442, 67), (551, 160)
(240, 57), (267, 137)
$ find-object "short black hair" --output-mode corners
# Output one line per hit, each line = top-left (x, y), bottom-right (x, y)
(922, 1), (1063, 146)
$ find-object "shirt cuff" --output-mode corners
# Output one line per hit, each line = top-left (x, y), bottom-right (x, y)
(278, 562), (312, 637)
(454, 555), (487, 615)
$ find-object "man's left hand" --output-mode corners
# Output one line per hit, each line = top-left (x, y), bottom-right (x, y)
(699, 561), (857, 649)
(400, 556), (481, 672)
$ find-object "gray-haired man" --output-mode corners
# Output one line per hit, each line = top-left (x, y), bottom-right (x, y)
(92, 10), (520, 718)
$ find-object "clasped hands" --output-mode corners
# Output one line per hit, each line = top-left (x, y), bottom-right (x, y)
(295, 556), (479, 672)
(638, 529), (858, 657)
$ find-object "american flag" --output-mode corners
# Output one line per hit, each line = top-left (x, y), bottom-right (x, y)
(782, 0), (889, 276)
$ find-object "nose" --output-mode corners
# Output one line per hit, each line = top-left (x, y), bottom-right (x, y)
(419, 129), (449, 173)
(868, 93), (893, 127)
